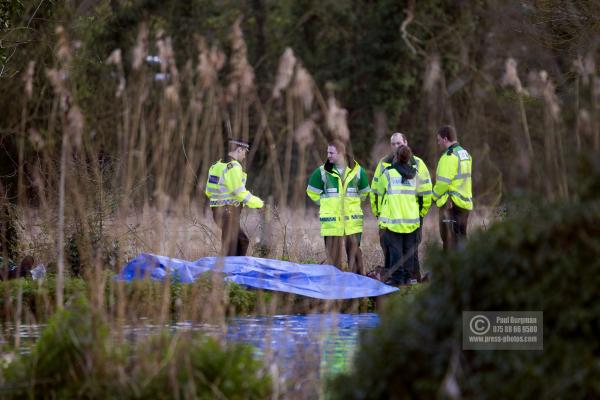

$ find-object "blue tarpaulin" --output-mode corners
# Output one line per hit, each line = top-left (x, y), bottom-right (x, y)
(117, 253), (398, 299)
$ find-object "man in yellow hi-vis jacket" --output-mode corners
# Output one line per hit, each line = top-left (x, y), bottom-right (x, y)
(205, 139), (263, 256)
(432, 125), (473, 251)
(306, 140), (370, 274)
(371, 132), (432, 282)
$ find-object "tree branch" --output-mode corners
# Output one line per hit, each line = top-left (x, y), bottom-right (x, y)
(400, 0), (416, 55)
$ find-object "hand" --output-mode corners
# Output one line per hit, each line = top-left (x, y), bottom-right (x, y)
(247, 196), (264, 209)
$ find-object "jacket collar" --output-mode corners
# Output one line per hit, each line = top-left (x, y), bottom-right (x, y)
(446, 143), (460, 156)
(324, 159), (358, 176)
(225, 155), (242, 164)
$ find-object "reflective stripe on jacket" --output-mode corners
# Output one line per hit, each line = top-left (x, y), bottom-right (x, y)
(371, 155), (432, 218)
(377, 167), (420, 233)
(306, 161), (370, 236)
(205, 159), (255, 207)
(432, 143), (473, 210)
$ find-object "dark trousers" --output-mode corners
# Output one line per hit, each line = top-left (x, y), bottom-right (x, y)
(439, 201), (469, 251)
(381, 229), (419, 285)
(211, 206), (249, 256)
(380, 220), (423, 282)
(324, 234), (365, 275)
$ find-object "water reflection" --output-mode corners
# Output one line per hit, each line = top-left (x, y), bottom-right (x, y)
(225, 313), (379, 378)
(2, 313), (379, 379)
(0, 324), (45, 355)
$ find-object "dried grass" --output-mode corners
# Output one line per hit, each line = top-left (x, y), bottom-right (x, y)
(326, 94), (350, 142)
(272, 47), (297, 99)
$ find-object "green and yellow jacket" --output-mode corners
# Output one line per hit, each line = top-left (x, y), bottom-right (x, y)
(306, 160), (370, 236)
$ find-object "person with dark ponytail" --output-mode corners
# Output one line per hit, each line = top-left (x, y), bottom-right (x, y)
(375, 145), (421, 285)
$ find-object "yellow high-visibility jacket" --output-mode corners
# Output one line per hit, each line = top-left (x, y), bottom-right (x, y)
(205, 159), (263, 208)
(370, 155), (432, 218)
(432, 143), (473, 210)
(377, 165), (420, 233)
(306, 161), (370, 236)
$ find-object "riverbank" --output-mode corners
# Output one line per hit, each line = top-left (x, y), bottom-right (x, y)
(0, 273), (414, 323)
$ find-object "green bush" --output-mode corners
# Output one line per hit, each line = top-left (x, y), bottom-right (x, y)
(0, 275), (87, 319)
(0, 298), (118, 399)
(129, 334), (271, 400)
(328, 156), (600, 399)
(177, 272), (261, 316)
(0, 298), (272, 399)
(0, 272), (263, 321)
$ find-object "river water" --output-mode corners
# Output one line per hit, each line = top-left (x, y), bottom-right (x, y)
(225, 313), (379, 378)
(2, 313), (379, 382)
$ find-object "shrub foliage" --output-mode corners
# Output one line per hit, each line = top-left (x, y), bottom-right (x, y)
(0, 298), (272, 399)
(328, 156), (600, 399)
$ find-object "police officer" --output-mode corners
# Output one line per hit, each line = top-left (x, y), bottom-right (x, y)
(371, 132), (432, 282)
(205, 139), (264, 256)
(432, 125), (473, 251)
(306, 140), (370, 274)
